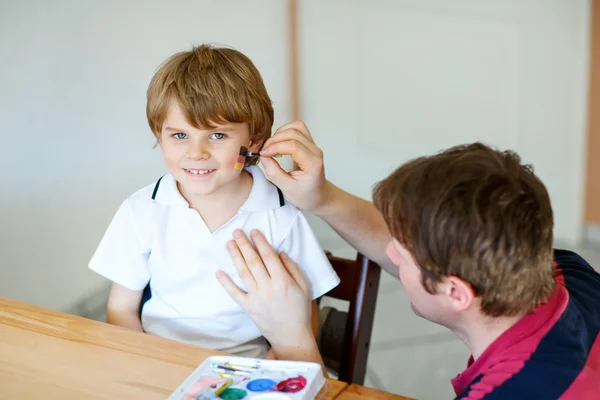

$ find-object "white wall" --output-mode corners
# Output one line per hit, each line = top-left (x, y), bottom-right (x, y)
(299, 0), (591, 254)
(0, 0), (291, 310)
(0, 0), (592, 311)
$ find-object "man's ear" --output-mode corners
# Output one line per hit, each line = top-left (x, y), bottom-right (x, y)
(441, 276), (476, 312)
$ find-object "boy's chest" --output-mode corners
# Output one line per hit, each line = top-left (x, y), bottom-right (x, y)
(145, 218), (246, 316)
(145, 208), (273, 288)
(187, 201), (242, 234)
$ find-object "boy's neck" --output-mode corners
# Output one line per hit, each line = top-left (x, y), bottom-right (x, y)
(178, 171), (254, 232)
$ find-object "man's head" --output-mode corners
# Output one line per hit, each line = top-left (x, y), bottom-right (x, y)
(146, 45), (274, 198)
(373, 143), (555, 326)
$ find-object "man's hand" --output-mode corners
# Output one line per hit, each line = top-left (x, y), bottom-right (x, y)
(216, 229), (315, 349)
(260, 121), (398, 278)
(259, 121), (333, 214)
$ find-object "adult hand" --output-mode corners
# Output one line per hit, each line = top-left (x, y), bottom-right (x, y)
(261, 122), (397, 277)
(259, 121), (332, 213)
(216, 229), (315, 350)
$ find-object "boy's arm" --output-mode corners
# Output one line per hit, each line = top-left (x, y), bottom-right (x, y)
(90, 198), (152, 332)
(311, 300), (320, 337)
(106, 282), (145, 332)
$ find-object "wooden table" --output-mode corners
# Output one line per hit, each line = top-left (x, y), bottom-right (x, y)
(336, 384), (415, 400)
(0, 297), (347, 399)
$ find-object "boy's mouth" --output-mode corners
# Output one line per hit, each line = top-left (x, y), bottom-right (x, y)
(183, 168), (215, 176)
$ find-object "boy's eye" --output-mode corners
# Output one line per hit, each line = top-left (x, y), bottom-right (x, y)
(173, 132), (188, 139)
(209, 133), (226, 140)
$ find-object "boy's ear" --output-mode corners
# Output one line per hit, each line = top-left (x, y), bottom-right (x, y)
(248, 136), (264, 153)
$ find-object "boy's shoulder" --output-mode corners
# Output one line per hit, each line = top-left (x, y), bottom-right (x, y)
(269, 198), (302, 222)
(123, 177), (164, 206)
(242, 166), (306, 226)
(244, 166), (298, 213)
(115, 176), (177, 222)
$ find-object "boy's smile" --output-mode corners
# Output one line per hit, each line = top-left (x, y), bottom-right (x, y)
(183, 168), (215, 176)
(158, 101), (260, 205)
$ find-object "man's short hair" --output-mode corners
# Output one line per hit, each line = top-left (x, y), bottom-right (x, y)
(373, 143), (556, 317)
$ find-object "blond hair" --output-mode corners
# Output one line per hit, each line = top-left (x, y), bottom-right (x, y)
(146, 45), (274, 165)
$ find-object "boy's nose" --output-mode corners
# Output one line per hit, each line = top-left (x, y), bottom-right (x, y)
(185, 138), (210, 160)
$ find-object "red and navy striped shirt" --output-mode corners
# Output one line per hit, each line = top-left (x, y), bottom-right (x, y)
(452, 249), (600, 399)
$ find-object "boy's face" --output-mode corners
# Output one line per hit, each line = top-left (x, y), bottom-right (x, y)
(158, 101), (259, 199)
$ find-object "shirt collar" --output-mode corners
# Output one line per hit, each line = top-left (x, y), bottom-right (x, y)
(152, 165), (282, 212)
(152, 174), (189, 206)
(238, 165), (283, 212)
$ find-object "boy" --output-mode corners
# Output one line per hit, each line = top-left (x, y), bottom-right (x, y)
(89, 45), (340, 358)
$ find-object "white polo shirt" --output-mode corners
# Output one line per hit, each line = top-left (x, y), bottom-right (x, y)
(89, 166), (340, 358)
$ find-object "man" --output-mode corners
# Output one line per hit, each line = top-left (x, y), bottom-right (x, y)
(217, 121), (600, 399)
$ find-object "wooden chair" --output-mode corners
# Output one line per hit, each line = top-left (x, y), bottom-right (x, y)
(318, 252), (382, 385)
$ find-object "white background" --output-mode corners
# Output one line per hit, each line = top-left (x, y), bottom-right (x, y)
(0, 0), (590, 314)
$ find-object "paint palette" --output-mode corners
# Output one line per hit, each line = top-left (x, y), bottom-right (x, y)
(168, 356), (327, 400)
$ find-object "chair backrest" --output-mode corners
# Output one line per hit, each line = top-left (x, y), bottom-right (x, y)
(323, 252), (381, 385)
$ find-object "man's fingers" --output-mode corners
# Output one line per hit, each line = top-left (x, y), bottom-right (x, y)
(260, 140), (320, 173)
(280, 252), (311, 296)
(267, 128), (317, 151)
(233, 230), (271, 284)
(259, 157), (294, 188)
(226, 240), (258, 292)
(273, 120), (314, 141)
(249, 230), (287, 280)
(216, 270), (248, 306)
(262, 129), (320, 158)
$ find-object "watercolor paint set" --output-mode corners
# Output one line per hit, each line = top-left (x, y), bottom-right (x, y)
(168, 356), (327, 400)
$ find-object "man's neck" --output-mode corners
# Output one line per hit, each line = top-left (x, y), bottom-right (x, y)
(453, 312), (525, 361)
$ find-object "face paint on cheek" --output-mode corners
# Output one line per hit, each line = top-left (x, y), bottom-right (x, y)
(234, 146), (247, 171)
(234, 155), (245, 170)
(235, 146), (262, 170)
